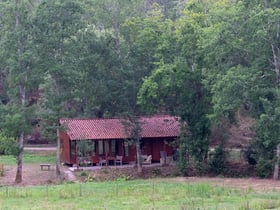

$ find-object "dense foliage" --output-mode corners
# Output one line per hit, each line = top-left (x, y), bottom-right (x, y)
(0, 133), (18, 155)
(0, 0), (280, 178)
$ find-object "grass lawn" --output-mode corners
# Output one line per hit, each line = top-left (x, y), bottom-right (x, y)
(1, 180), (280, 209)
(0, 151), (56, 165)
(1, 153), (280, 209)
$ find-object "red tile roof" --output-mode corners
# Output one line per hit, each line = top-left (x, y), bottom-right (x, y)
(60, 115), (180, 140)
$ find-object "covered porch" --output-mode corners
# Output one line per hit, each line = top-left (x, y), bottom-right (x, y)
(68, 139), (133, 166)
(68, 161), (175, 172)
(66, 138), (176, 168)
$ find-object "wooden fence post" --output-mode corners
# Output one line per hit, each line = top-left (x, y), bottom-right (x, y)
(46, 185), (48, 197)
(116, 182), (118, 196)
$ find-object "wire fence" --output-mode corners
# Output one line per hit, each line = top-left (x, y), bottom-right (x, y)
(0, 180), (269, 209)
(0, 181), (158, 198)
(0, 181), (201, 209)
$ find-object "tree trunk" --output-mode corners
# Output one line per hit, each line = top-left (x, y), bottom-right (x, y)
(14, 0), (25, 184)
(136, 138), (143, 175)
(271, 26), (280, 180)
(56, 127), (61, 176)
(108, 1), (123, 70)
(273, 144), (280, 180)
(14, 52), (26, 183)
(15, 83), (26, 183)
(145, 0), (151, 13)
(15, 132), (24, 183)
(271, 44), (280, 86)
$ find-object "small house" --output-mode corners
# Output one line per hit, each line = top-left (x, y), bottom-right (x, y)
(59, 115), (180, 166)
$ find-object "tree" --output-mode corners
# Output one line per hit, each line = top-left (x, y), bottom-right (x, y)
(194, 0), (280, 178)
(137, 1), (212, 174)
(74, 28), (124, 118)
(33, 0), (86, 176)
(0, 0), (39, 183)
(122, 116), (143, 174)
(88, 0), (144, 70)
(121, 5), (174, 173)
(253, 91), (280, 178)
(138, 61), (211, 170)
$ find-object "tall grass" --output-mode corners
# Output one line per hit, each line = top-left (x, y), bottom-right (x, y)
(0, 180), (280, 209)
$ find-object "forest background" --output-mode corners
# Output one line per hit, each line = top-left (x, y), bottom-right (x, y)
(0, 0), (279, 182)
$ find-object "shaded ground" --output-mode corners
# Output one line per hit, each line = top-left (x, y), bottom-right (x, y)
(1, 163), (280, 193)
(0, 164), (64, 186)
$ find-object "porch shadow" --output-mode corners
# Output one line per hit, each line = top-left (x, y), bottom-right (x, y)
(68, 163), (163, 172)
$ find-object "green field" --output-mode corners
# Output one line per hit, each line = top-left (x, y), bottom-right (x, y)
(0, 179), (280, 210)
(1, 153), (280, 209)
(0, 151), (56, 165)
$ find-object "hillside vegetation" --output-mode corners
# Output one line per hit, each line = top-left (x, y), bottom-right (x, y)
(0, 0), (279, 180)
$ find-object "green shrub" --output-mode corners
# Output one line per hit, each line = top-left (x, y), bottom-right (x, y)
(256, 158), (273, 178)
(80, 171), (88, 177)
(152, 168), (161, 177)
(209, 146), (226, 174)
(194, 161), (209, 176)
(243, 146), (257, 165)
(0, 133), (18, 155)
(0, 164), (4, 176)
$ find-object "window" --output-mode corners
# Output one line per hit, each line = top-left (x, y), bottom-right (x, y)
(105, 141), (109, 154)
(76, 140), (96, 157)
(88, 140), (96, 156)
(98, 140), (104, 155)
(70, 141), (76, 159)
(111, 140), (116, 155)
(124, 141), (129, 157)
(92, 141), (96, 156)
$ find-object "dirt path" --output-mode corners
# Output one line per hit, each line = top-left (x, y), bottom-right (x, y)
(24, 147), (56, 151)
(0, 164), (78, 186)
(0, 164), (58, 186)
(63, 168), (77, 182)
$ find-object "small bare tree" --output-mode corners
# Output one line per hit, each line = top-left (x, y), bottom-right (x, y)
(122, 116), (143, 175)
